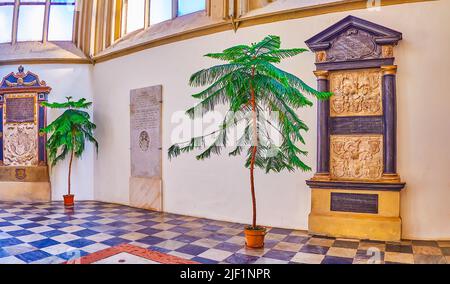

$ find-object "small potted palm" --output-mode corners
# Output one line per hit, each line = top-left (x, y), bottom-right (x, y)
(41, 97), (98, 207)
(169, 35), (330, 248)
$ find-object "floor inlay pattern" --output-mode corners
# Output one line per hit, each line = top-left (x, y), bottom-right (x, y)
(0, 201), (448, 264)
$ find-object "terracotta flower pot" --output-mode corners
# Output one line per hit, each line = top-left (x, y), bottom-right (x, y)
(63, 194), (75, 207)
(244, 227), (266, 249)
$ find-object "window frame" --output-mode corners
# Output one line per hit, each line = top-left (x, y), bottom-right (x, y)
(119, 0), (207, 37)
(0, 0), (77, 44)
(0, 1), (15, 43)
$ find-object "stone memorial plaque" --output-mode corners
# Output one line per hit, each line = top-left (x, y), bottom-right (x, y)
(331, 192), (378, 214)
(129, 85), (163, 212)
(5, 95), (36, 123)
(130, 86), (162, 178)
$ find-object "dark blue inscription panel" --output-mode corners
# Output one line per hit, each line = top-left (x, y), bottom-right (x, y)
(331, 192), (379, 214)
(330, 116), (384, 135)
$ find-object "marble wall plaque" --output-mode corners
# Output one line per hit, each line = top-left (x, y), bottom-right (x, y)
(130, 85), (163, 212)
(130, 86), (162, 178)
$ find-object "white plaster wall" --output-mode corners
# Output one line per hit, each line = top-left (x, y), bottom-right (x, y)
(0, 64), (95, 201)
(93, 1), (450, 239)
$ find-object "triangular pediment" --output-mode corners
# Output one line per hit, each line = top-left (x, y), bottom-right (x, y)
(306, 15), (402, 52)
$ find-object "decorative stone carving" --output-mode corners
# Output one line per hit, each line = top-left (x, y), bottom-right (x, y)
(3, 123), (38, 166)
(315, 50), (327, 63)
(327, 28), (381, 62)
(0, 66), (51, 203)
(329, 69), (383, 117)
(330, 135), (383, 181)
(382, 45), (394, 58)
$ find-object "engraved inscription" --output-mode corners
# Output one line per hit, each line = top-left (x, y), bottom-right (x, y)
(331, 192), (378, 214)
(330, 135), (383, 180)
(329, 69), (382, 117)
(5, 96), (35, 123)
(328, 28), (381, 62)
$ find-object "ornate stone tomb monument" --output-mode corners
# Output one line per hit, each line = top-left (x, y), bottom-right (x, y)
(129, 85), (162, 211)
(0, 66), (51, 202)
(305, 16), (405, 241)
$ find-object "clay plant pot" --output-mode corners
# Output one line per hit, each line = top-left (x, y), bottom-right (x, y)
(63, 194), (75, 207)
(244, 226), (267, 249)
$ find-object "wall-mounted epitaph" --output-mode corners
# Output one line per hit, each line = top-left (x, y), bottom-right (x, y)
(130, 86), (162, 178)
(130, 85), (163, 212)
(305, 16), (405, 241)
(0, 66), (51, 202)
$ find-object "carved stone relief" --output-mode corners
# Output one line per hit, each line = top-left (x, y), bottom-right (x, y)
(327, 28), (381, 62)
(330, 135), (383, 181)
(3, 123), (38, 166)
(382, 45), (394, 58)
(315, 51), (327, 63)
(329, 69), (383, 117)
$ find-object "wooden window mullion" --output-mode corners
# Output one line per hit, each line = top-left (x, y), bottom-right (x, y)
(11, 0), (19, 44)
(144, 0), (150, 28)
(172, 0), (177, 19)
(42, 0), (51, 42)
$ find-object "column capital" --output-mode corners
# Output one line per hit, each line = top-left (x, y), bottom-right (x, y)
(381, 65), (397, 75)
(313, 70), (329, 80)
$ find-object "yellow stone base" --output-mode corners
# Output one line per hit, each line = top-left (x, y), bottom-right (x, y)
(0, 182), (51, 202)
(309, 188), (402, 242)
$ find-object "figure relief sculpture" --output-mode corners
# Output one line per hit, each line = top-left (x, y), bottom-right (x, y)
(329, 69), (383, 117)
(330, 135), (383, 180)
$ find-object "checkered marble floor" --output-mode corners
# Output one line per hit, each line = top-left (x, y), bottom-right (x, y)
(0, 201), (448, 264)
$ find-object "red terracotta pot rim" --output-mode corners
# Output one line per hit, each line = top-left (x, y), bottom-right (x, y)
(244, 228), (267, 236)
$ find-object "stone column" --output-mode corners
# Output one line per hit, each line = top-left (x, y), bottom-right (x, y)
(314, 70), (330, 178)
(381, 65), (399, 180)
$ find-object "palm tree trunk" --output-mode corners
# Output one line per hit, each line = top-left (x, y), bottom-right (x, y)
(68, 148), (74, 196)
(249, 67), (257, 229)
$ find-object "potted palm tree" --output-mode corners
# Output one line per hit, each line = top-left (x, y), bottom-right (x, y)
(168, 35), (331, 248)
(41, 97), (98, 207)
